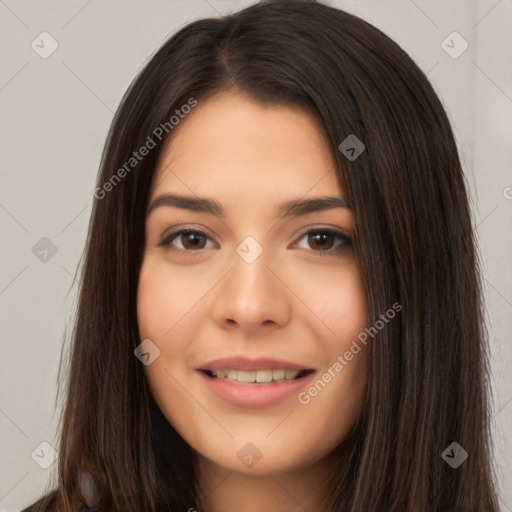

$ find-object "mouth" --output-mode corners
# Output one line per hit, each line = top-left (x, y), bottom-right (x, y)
(199, 368), (315, 385)
(197, 366), (317, 409)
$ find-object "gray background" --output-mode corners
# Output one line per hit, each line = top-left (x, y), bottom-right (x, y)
(0, 1), (511, 511)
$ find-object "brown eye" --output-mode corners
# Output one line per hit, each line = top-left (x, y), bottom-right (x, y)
(180, 232), (208, 250)
(308, 232), (336, 250)
(158, 229), (215, 253)
(296, 228), (351, 256)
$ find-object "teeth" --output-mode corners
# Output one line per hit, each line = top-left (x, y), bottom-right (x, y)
(210, 369), (303, 383)
(273, 369), (285, 380)
(237, 370), (255, 383)
(256, 370), (272, 383)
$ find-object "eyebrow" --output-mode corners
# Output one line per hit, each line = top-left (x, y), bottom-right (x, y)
(146, 193), (350, 218)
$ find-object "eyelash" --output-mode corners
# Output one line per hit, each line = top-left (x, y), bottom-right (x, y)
(157, 227), (351, 257)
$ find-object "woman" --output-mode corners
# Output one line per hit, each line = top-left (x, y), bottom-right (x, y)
(22, 0), (500, 510)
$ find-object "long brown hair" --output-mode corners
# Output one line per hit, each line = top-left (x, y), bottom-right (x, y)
(28, 1), (499, 510)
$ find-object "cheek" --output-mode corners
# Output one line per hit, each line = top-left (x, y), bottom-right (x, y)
(327, 276), (368, 338)
(136, 256), (197, 422)
(136, 255), (196, 340)
(136, 256), (195, 403)
(137, 261), (171, 340)
(293, 261), (368, 419)
(292, 259), (368, 339)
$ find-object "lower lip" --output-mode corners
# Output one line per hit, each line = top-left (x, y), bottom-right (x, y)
(197, 370), (317, 409)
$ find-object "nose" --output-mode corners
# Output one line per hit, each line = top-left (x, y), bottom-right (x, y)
(211, 247), (293, 333)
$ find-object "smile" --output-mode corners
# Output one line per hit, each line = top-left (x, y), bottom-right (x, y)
(197, 368), (316, 409)
(204, 368), (313, 384)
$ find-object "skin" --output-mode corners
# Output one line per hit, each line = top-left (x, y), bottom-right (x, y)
(137, 91), (369, 512)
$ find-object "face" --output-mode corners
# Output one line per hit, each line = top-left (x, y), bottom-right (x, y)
(137, 91), (368, 477)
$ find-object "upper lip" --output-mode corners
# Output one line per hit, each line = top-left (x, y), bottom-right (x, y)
(197, 356), (314, 371)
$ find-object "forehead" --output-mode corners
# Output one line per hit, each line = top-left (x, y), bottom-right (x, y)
(150, 91), (343, 201)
